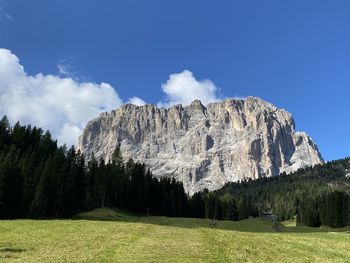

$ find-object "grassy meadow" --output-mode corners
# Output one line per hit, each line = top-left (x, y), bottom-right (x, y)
(1, 208), (350, 263)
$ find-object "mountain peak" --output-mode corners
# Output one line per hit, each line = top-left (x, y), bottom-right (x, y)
(78, 97), (323, 195)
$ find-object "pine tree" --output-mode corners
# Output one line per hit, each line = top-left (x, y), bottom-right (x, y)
(0, 115), (10, 150)
(237, 197), (249, 220)
(0, 146), (23, 218)
(20, 150), (36, 216)
(30, 155), (57, 218)
(112, 145), (124, 167)
(85, 154), (101, 210)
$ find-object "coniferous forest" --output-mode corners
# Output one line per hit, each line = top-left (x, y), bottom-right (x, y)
(0, 116), (350, 228)
(0, 116), (188, 219)
(214, 160), (350, 227)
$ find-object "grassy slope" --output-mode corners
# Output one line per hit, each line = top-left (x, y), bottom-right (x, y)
(1, 208), (350, 263)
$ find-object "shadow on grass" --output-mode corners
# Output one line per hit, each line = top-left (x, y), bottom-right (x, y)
(0, 247), (27, 259)
(140, 216), (274, 233)
(73, 207), (350, 234)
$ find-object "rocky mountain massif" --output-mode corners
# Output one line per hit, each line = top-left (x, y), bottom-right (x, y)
(78, 97), (323, 195)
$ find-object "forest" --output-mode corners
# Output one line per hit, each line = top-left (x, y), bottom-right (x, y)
(213, 159), (350, 227)
(0, 116), (349, 227)
(0, 116), (188, 219)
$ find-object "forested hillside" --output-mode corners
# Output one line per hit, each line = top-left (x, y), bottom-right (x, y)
(209, 158), (350, 227)
(0, 116), (187, 219)
(0, 116), (349, 228)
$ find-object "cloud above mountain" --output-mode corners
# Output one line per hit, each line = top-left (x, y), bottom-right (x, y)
(0, 49), (223, 146)
(158, 70), (221, 107)
(0, 49), (123, 146)
(127, 96), (146, 106)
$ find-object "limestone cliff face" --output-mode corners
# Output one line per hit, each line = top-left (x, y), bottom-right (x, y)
(78, 97), (323, 195)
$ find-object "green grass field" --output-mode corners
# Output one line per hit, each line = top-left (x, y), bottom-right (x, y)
(1, 208), (350, 263)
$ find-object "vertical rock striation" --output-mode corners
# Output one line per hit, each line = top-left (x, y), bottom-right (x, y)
(78, 97), (323, 195)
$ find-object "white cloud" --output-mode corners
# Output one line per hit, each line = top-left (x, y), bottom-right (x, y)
(4, 13), (12, 21)
(57, 61), (73, 77)
(0, 49), (232, 146)
(57, 58), (81, 80)
(0, 49), (123, 146)
(127, 96), (146, 106)
(0, 1), (13, 22)
(158, 70), (221, 107)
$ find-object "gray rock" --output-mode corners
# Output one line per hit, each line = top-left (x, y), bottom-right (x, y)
(78, 97), (323, 195)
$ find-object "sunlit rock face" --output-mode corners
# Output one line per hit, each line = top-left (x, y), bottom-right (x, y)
(78, 97), (323, 195)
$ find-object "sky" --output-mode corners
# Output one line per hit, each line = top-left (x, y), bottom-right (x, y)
(0, 0), (349, 161)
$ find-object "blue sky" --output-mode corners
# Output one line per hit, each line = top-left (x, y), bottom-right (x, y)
(0, 0), (350, 160)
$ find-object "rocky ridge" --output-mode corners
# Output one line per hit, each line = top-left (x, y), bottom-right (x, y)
(78, 97), (323, 195)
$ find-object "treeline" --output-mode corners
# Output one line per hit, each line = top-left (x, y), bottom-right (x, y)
(298, 190), (350, 228)
(209, 159), (350, 227)
(1, 116), (350, 228)
(187, 191), (257, 221)
(0, 116), (187, 218)
(0, 117), (261, 221)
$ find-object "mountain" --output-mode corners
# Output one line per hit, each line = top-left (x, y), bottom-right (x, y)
(78, 97), (323, 195)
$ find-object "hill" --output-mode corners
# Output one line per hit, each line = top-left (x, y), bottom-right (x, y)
(210, 157), (350, 227)
(1, 208), (350, 262)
